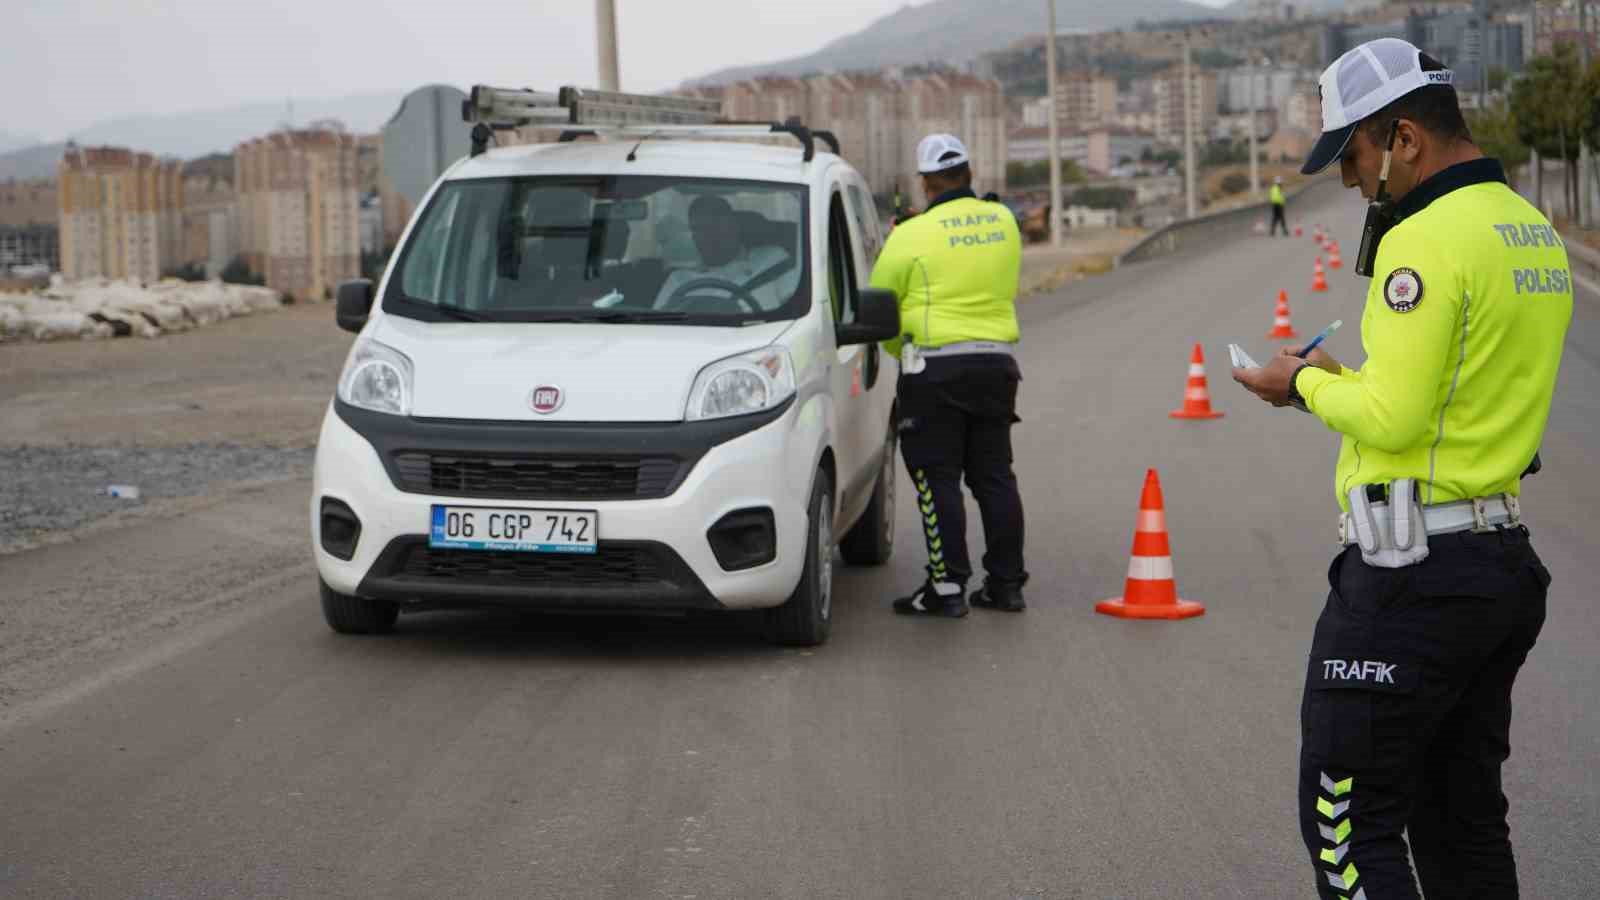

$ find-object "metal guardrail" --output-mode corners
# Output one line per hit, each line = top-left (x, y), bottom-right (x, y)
(1116, 177), (1342, 267)
(1561, 232), (1600, 286)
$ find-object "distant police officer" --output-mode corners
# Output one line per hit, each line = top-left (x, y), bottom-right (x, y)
(1270, 175), (1289, 236)
(1234, 39), (1571, 898)
(870, 133), (1028, 617)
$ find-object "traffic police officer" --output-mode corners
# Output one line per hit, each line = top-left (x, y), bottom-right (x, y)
(1270, 175), (1289, 236)
(871, 133), (1029, 617)
(1234, 39), (1570, 898)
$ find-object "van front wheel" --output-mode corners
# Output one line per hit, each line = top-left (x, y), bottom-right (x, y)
(840, 426), (895, 566)
(765, 470), (833, 646)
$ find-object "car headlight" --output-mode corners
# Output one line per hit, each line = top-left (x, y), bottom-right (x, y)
(686, 347), (796, 421)
(337, 338), (414, 416)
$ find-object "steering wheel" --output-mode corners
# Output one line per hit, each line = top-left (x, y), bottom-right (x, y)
(665, 276), (761, 313)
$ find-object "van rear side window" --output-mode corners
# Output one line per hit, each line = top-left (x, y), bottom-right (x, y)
(387, 177), (810, 326)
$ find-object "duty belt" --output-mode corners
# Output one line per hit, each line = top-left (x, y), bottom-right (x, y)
(1339, 494), (1523, 546)
(919, 341), (1017, 358)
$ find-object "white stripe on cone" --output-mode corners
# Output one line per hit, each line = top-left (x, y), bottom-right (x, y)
(1127, 555), (1175, 580)
(1188, 364), (1205, 376)
(1137, 510), (1166, 532)
(1185, 387), (1208, 400)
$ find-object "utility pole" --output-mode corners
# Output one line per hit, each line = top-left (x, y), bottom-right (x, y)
(1248, 61), (1261, 199)
(596, 0), (621, 91)
(1476, 0), (1489, 111)
(1047, 0), (1063, 248)
(1581, 0), (1593, 226)
(1183, 34), (1197, 219)
(1531, 0), (1542, 213)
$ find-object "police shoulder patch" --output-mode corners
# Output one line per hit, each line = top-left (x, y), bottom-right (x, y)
(1383, 267), (1423, 313)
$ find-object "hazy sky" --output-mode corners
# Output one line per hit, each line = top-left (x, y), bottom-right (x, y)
(6, 0), (1228, 142)
(4, 0), (908, 141)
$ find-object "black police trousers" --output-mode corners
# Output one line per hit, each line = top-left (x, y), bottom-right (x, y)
(1271, 204), (1289, 235)
(1299, 527), (1549, 899)
(895, 355), (1026, 589)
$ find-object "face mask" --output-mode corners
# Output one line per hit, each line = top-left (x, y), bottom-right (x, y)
(1354, 121), (1401, 279)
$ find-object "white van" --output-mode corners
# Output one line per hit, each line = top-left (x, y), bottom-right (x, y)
(311, 87), (902, 645)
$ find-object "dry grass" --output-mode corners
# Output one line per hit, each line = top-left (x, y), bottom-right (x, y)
(1201, 165), (1320, 213)
(1021, 254), (1116, 295)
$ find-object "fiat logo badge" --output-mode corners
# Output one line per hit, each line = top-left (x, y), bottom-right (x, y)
(528, 385), (564, 414)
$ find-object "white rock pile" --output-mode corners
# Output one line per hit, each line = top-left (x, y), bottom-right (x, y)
(0, 277), (285, 343)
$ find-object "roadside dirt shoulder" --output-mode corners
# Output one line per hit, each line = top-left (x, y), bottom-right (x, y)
(0, 300), (353, 448)
(0, 477), (314, 733)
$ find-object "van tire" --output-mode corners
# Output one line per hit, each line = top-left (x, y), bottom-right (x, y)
(840, 426), (896, 566)
(766, 470), (833, 647)
(320, 578), (399, 635)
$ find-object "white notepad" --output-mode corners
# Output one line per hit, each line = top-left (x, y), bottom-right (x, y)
(1228, 343), (1262, 369)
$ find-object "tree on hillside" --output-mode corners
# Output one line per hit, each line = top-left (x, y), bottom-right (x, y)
(1006, 159), (1086, 187)
(1512, 42), (1589, 218)
(1466, 101), (1528, 189)
(1068, 186), (1136, 210)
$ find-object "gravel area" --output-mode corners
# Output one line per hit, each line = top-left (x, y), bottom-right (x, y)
(0, 444), (314, 554)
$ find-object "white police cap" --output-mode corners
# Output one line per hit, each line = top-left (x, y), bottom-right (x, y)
(1302, 38), (1454, 175)
(917, 133), (970, 174)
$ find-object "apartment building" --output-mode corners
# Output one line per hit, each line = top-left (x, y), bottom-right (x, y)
(181, 175), (238, 279)
(0, 178), (58, 228)
(1323, 13), (1525, 89)
(803, 72), (905, 196)
(0, 224), (59, 272)
(1021, 96), (1052, 128)
(895, 72), (1007, 194)
(58, 145), (184, 283)
(1151, 67), (1219, 146)
(723, 76), (810, 125)
(1009, 126), (1154, 176)
(1055, 72), (1118, 129)
(1219, 67), (1304, 114)
(690, 69), (1007, 196)
(235, 127), (360, 301)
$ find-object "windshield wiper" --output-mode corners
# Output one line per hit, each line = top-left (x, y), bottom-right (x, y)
(432, 304), (491, 322)
(523, 310), (690, 323)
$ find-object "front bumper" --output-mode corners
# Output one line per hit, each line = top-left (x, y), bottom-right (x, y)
(310, 399), (815, 612)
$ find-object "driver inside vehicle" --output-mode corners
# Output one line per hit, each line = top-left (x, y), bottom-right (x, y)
(653, 195), (795, 311)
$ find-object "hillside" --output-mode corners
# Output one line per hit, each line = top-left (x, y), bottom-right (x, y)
(61, 91), (405, 159)
(0, 130), (41, 155)
(688, 0), (1227, 85)
(0, 143), (68, 183)
(0, 90), (407, 179)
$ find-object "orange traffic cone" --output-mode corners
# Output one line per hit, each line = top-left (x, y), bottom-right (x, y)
(1096, 469), (1205, 620)
(1294, 225), (1303, 237)
(1169, 342), (1224, 420)
(1269, 290), (1299, 338)
(1311, 257), (1329, 293)
(1328, 241), (1343, 269)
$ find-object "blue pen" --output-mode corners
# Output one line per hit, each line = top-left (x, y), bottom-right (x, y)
(1297, 319), (1343, 358)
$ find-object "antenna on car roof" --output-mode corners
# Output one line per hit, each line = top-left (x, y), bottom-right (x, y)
(625, 130), (661, 162)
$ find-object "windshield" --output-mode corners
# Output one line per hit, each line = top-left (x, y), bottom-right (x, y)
(384, 175), (810, 325)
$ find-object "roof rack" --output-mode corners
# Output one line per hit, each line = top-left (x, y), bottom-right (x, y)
(463, 85), (835, 161)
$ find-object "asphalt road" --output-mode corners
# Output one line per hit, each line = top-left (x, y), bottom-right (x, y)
(2, 182), (1597, 899)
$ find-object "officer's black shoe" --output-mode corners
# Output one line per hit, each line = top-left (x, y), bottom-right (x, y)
(893, 580), (968, 618)
(970, 579), (1026, 612)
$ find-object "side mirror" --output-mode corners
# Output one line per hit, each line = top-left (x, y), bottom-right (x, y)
(836, 287), (900, 347)
(335, 279), (375, 334)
